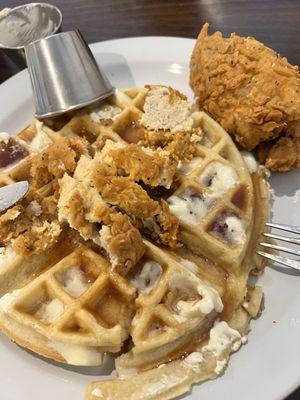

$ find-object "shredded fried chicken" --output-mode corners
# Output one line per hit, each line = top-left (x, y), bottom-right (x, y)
(1, 85), (202, 264)
(139, 129), (202, 164)
(90, 161), (179, 247)
(0, 200), (61, 256)
(58, 173), (111, 243)
(58, 173), (145, 274)
(100, 140), (178, 188)
(13, 221), (61, 256)
(73, 155), (179, 248)
(100, 213), (145, 276)
(190, 23), (300, 171)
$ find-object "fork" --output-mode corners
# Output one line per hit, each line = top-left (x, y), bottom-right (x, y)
(257, 223), (300, 271)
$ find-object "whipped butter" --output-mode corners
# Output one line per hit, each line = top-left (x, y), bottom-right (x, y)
(91, 388), (103, 398)
(130, 260), (162, 293)
(241, 151), (259, 174)
(202, 321), (243, 357)
(56, 266), (92, 298)
(168, 192), (209, 225)
(199, 161), (239, 196)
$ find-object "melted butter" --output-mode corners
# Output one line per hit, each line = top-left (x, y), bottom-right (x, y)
(48, 341), (103, 366)
(130, 260), (163, 293)
(28, 121), (52, 153)
(35, 298), (64, 324)
(56, 265), (93, 298)
(168, 188), (209, 225)
(241, 151), (258, 173)
(199, 162), (239, 196)
(210, 213), (246, 246)
(90, 104), (122, 123)
(0, 246), (17, 270)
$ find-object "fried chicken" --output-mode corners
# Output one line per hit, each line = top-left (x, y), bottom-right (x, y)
(99, 213), (145, 276)
(90, 160), (179, 248)
(190, 23), (300, 171)
(73, 155), (179, 248)
(58, 173), (145, 276)
(100, 140), (178, 189)
(30, 136), (91, 187)
(0, 200), (61, 257)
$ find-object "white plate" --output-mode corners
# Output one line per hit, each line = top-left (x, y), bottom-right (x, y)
(0, 37), (299, 400)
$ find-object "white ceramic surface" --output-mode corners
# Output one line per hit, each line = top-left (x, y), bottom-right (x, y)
(0, 37), (299, 400)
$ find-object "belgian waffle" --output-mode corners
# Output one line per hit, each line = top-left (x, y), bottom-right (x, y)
(0, 85), (270, 399)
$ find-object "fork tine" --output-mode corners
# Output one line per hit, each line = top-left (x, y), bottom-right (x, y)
(260, 242), (300, 257)
(257, 251), (300, 271)
(266, 222), (300, 234)
(263, 232), (300, 245)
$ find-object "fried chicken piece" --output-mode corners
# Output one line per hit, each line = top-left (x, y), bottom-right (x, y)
(190, 23), (300, 171)
(257, 137), (297, 172)
(139, 84), (203, 163)
(58, 173), (145, 275)
(257, 122), (300, 172)
(30, 136), (91, 187)
(0, 200), (61, 256)
(99, 213), (145, 276)
(139, 129), (202, 164)
(13, 221), (61, 256)
(73, 155), (179, 247)
(141, 85), (194, 132)
(100, 140), (178, 188)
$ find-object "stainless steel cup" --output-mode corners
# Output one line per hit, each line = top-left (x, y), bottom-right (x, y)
(25, 30), (114, 119)
(0, 3), (62, 69)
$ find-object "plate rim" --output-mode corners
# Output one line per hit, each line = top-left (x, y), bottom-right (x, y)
(0, 35), (299, 400)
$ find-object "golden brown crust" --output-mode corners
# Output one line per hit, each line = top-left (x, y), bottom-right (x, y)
(30, 136), (90, 187)
(101, 142), (178, 188)
(139, 129), (202, 163)
(100, 213), (145, 276)
(190, 23), (300, 171)
(91, 162), (179, 247)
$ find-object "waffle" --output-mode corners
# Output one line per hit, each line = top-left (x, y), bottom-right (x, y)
(0, 85), (270, 399)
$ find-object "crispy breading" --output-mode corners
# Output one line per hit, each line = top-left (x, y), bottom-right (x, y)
(13, 221), (61, 256)
(100, 213), (145, 276)
(74, 157), (179, 247)
(190, 23), (300, 171)
(58, 174), (110, 244)
(257, 128), (300, 172)
(93, 172), (160, 220)
(0, 201), (61, 256)
(30, 136), (90, 187)
(95, 176), (179, 247)
(58, 173), (145, 273)
(100, 140), (178, 188)
(139, 129), (202, 163)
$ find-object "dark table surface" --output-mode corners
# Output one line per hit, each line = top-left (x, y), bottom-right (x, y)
(0, 0), (299, 399)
